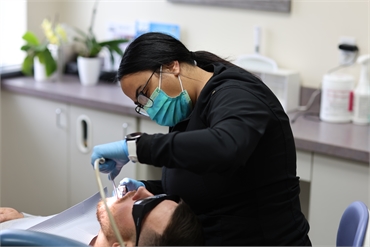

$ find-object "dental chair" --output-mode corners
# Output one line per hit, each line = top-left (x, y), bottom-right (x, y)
(336, 201), (370, 247)
(0, 229), (89, 246)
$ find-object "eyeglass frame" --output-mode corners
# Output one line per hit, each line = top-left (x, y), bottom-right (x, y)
(132, 194), (180, 246)
(135, 70), (157, 116)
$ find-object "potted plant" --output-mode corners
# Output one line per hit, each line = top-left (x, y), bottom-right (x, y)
(73, 0), (129, 86)
(21, 31), (57, 82)
(21, 18), (69, 82)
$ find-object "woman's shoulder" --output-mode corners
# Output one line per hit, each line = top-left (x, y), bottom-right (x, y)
(210, 63), (262, 89)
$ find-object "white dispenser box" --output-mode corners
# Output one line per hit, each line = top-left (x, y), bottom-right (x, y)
(248, 68), (301, 112)
(320, 73), (354, 123)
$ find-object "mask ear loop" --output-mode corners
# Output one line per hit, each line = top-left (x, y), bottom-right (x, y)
(178, 75), (185, 92)
(159, 65), (163, 90)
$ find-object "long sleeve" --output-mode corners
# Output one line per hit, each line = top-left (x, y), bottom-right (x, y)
(140, 180), (164, 195)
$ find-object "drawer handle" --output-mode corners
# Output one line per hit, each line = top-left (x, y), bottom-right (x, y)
(55, 108), (64, 129)
(122, 122), (129, 139)
(77, 115), (92, 153)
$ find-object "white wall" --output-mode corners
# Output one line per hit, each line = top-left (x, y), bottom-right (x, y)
(27, 0), (369, 88)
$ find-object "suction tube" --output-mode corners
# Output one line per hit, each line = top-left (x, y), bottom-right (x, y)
(94, 158), (125, 247)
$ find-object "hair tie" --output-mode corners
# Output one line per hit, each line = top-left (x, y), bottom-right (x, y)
(189, 51), (197, 66)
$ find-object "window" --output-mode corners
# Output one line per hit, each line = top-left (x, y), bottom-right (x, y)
(0, 0), (27, 74)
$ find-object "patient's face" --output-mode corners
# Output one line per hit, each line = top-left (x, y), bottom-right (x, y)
(92, 187), (178, 247)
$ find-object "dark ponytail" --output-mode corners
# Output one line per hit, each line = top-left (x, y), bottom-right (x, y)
(190, 50), (235, 69)
(116, 32), (234, 81)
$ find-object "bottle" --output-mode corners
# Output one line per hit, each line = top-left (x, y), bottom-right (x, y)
(352, 54), (370, 125)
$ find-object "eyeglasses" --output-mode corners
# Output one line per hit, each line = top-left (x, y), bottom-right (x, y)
(135, 70), (156, 117)
(132, 194), (180, 246)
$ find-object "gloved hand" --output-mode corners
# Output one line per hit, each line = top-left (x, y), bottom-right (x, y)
(91, 140), (129, 180)
(120, 177), (145, 192)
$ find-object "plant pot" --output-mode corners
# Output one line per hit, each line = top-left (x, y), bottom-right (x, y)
(77, 56), (102, 86)
(34, 57), (56, 82)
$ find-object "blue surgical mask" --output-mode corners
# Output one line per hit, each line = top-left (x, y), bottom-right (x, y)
(144, 66), (192, 126)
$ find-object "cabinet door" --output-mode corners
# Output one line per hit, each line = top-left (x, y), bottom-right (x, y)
(296, 150), (312, 221)
(136, 118), (168, 180)
(308, 153), (369, 246)
(1, 91), (69, 215)
(297, 150), (312, 182)
(69, 105), (137, 205)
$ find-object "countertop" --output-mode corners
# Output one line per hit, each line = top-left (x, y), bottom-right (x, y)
(1, 75), (369, 163)
(1, 75), (137, 116)
(289, 111), (369, 163)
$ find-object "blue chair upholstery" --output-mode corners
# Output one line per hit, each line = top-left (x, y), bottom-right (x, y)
(337, 201), (369, 247)
(0, 229), (89, 246)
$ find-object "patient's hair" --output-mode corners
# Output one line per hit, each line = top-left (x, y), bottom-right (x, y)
(139, 199), (204, 246)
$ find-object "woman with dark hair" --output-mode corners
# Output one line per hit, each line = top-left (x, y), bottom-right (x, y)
(91, 32), (311, 246)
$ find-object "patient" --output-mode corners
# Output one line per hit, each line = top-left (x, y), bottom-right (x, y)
(0, 187), (204, 246)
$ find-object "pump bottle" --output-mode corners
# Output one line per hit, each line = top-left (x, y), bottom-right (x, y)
(352, 54), (370, 125)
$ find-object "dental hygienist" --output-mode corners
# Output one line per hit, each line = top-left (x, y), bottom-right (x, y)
(91, 32), (311, 246)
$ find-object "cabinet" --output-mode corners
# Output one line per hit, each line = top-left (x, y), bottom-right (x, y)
(69, 105), (136, 205)
(1, 91), (69, 215)
(296, 149), (369, 246)
(308, 153), (369, 246)
(0, 91), (138, 214)
(297, 150), (312, 182)
(296, 150), (313, 221)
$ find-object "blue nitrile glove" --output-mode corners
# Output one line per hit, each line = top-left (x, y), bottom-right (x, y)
(91, 140), (129, 180)
(120, 177), (145, 192)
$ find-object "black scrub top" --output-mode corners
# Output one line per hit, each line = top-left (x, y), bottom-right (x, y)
(137, 62), (311, 246)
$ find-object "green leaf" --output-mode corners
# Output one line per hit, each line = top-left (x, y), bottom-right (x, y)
(106, 47), (115, 67)
(22, 31), (40, 45)
(33, 44), (48, 53)
(89, 46), (102, 57)
(99, 39), (128, 63)
(21, 55), (34, 75)
(71, 25), (129, 57)
(88, 39), (102, 57)
(21, 44), (32, 51)
(37, 52), (46, 64)
(99, 39), (129, 47)
(104, 44), (123, 66)
(108, 44), (124, 56)
(36, 50), (57, 76)
(42, 50), (57, 76)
